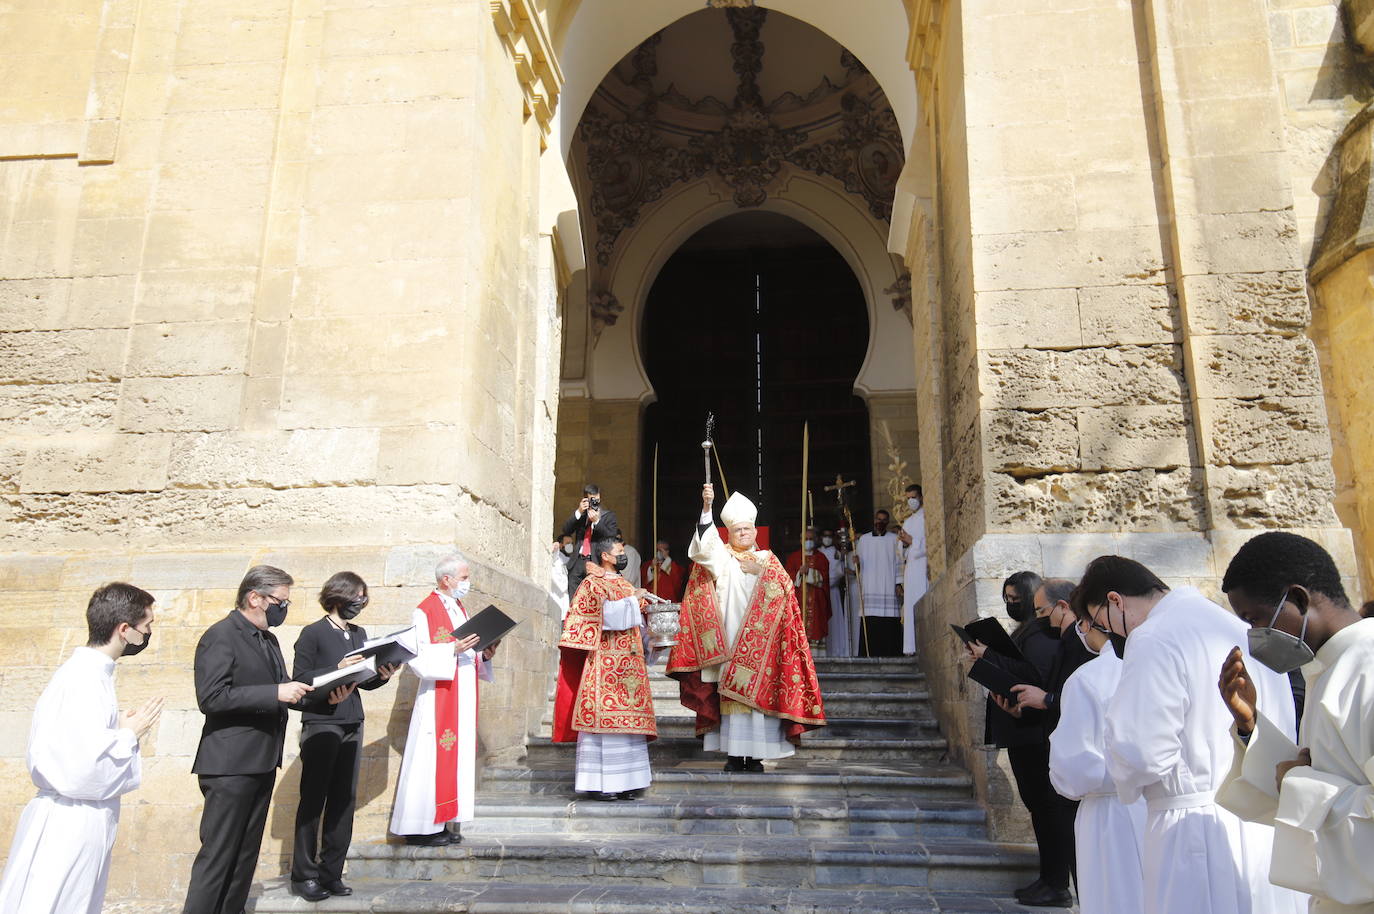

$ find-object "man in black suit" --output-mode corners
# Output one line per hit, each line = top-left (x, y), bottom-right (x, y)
(560, 483), (620, 597)
(182, 565), (351, 914)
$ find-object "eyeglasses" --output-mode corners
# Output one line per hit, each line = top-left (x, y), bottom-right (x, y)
(346, 596), (369, 610)
(256, 592), (290, 611)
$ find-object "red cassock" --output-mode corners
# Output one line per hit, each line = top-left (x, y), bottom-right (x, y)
(784, 549), (831, 641)
(640, 558), (687, 602)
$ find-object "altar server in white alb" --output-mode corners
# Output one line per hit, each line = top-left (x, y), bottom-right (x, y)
(0, 582), (164, 914)
(1048, 590), (1146, 914)
(390, 551), (496, 846)
(817, 530), (849, 657)
(895, 484), (927, 656)
(1089, 555), (1307, 914)
(1216, 532), (1374, 914)
(854, 508), (902, 655)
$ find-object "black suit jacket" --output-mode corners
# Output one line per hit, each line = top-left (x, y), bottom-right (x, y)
(291, 616), (389, 727)
(191, 610), (329, 776)
(561, 507), (621, 553)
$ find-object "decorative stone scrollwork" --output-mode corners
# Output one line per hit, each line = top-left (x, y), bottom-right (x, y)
(885, 272), (912, 321)
(588, 289), (624, 341)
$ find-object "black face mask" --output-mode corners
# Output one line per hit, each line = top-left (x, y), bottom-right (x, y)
(1103, 604), (1128, 658)
(614, 554), (629, 572)
(264, 600), (289, 628)
(1005, 598), (1031, 623)
(338, 597), (368, 620)
(121, 627), (150, 657)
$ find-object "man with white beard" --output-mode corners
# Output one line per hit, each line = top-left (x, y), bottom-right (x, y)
(1090, 555), (1307, 914)
(0, 583), (163, 914)
(390, 551), (497, 845)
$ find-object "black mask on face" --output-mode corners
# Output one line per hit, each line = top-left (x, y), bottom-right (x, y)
(1102, 603), (1128, 658)
(121, 626), (150, 657)
(614, 554), (629, 572)
(264, 599), (289, 628)
(338, 597), (368, 620)
(1005, 596), (1031, 623)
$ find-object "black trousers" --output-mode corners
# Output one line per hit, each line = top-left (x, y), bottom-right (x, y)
(1007, 742), (1078, 890)
(291, 723), (362, 884)
(567, 556), (591, 600)
(182, 771), (276, 914)
(858, 617), (903, 657)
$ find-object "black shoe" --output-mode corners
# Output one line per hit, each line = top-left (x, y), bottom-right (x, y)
(617, 788), (645, 800)
(593, 791), (620, 801)
(322, 880), (352, 897)
(404, 831), (453, 846)
(723, 755), (745, 772)
(743, 758), (764, 773)
(289, 879), (330, 902)
(1014, 877), (1045, 902)
(448, 824), (463, 844)
(1019, 883), (1073, 908)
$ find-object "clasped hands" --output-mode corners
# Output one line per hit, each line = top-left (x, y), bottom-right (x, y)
(1218, 646), (1311, 792)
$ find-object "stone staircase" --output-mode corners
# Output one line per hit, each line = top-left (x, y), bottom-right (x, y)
(252, 655), (1059, 913)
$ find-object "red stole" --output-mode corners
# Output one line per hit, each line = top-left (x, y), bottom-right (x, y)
(418, 591), (465, 824)
(668, 554), (827, 742)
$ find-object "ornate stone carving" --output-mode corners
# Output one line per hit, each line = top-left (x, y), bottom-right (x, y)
(576, 8), (905, 264)
(589, 289), (624, 340)
(885, 271), (912, 320)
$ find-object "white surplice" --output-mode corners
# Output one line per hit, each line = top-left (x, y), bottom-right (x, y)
(1106, 587), (1308, 914)
(623, 544), (642, 588)
(574, 593), (651, 793)
(551, 551), (572, 619)
(0, 647), (141, 914)
(818, 544), (849, 657)
(899, 508), (927, 656)
(855, 531), (900, 619)
(1217, 617), (1374, 913)
(1049, 649), (1147, 914)
(390, 593), (492, 836)
(689, 512), (794, 760)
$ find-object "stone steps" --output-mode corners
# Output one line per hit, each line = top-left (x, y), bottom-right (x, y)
(523, 734), (950, 763)
(479, 765), (976, 801)
(337, 834), (1037, 893)
(546, 684), (932, 720)
(461, 795), (987, 838)
(538, 716), (941, 740)
(249, 879), (1063, 913)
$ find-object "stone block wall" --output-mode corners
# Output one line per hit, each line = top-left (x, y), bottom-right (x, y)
(552, 397), (644, 543)
(0, 0), (563, 904)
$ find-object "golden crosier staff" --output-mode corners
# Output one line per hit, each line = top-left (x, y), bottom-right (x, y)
(825, 474), (869, 657)
(799, 421), (810, 636)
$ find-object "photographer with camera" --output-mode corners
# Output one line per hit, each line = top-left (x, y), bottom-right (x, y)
(561, 483), (621, 598)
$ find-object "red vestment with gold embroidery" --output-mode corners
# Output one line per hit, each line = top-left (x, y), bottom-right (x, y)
(667, 553), (826, 743)
(552, 568), (657, 742)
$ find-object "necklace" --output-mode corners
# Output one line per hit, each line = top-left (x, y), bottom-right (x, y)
(326, 616), (351, 639)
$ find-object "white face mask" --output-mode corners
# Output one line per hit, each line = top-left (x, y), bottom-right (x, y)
(656, 550), (667, 561)
(804, 539), (814, 551)
(907, 497), (921, 510)
(562, 543), (575, 555)
(821, 536), (833, 546)
(1074, 622), (1100, 656)
(448, 579), (471, 601)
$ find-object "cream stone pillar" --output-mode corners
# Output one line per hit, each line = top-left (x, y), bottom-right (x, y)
(0, 0), (567, 901)
(907, 0), (1354, 842)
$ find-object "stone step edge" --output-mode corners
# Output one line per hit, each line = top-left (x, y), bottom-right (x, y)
(470, 799), (986, 822)
(524, 735), (949, 749)
(348, 836), (1035, 866)
(481, 767), (974, 787)
(248, 878), (1043, 914)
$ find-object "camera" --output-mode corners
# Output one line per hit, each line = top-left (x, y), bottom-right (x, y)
(588, 496), (601, 509)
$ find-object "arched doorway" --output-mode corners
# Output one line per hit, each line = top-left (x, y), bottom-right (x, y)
(639, 211), (872, 553)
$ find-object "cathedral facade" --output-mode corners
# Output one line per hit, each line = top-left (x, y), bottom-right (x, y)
(1, 0), (1372, 899)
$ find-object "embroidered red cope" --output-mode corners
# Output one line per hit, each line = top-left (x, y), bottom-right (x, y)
(552, 568), (657, 743)
(417, 591), (466, 824)
(667, 553), (826, 742)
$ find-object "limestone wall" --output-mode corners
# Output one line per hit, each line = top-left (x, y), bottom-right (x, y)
(0, 0), (563, 903)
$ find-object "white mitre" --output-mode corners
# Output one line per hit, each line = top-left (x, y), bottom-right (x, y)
(719, 492), (758, 528)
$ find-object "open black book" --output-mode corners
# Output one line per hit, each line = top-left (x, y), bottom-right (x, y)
(454, 604), (520, 653)
(344, 626), (419, 668)
(967, 657), (1023, 702)
(949, 617), (1023, 661)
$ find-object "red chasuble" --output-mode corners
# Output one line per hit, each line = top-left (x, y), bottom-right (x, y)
(552, 568), (657, 743)
(784, 549), (831, 641)
(640, 558), (687, 602)
(417, 591), (468, 824)
(666, 554), (826, 743)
